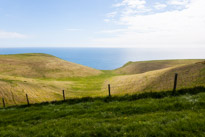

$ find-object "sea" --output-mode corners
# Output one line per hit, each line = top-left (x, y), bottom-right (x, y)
(0, 48), (204, 70)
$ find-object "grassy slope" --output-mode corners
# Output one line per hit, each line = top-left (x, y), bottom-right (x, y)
(0, 53), (105, 106)
(0, 54), (204, 106)
(0, 70), (118, 106)
(0, 53), (102, 78)
(145, 63), (205, 91)
(105, 61), (205, 95)
(0, 54), (205, 136)
(0, 87), (205, 137)
(115, 59), (204, 75)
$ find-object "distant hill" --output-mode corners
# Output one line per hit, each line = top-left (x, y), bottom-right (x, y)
(115, 59), (204, 75)
(0, 53), (103, 106)
(0, 53), (102, 78)
(103, 61), (205, 95)
(145, 62), (205, 91)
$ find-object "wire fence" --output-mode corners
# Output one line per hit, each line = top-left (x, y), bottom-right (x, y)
(101, 71), (205, 95)
(0, 71), (205, 108)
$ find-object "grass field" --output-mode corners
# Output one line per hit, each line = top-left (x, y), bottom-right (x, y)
(106, 63), (205, 95)
(0, 53), (205, 136)
(0, 70), (117, 106)
(0, 87), (205, 137)
(0, 53), (204, 106)
(0, 53), (104, 106)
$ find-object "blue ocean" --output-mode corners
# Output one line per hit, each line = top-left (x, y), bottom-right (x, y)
(0, 48), (204, 70)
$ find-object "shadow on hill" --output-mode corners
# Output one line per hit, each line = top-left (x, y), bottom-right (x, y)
(2, 86), (205, 109)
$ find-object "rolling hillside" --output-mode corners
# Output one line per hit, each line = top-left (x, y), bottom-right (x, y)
(0, 54), (204, 106)
(102, 60), (205, 95)
(115, 59), (204, 75)
(0, 53), (102, 78)
(0, 53), (103, 106)
(145, 62), (205, 91)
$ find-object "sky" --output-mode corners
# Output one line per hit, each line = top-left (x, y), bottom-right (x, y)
(0, 0), (205, 48)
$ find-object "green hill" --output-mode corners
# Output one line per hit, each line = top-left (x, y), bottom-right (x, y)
(102, 61), (205, 95)
(0, 54), (205, 136)
(0, 54), (204, 106)
(0, 53), (102, 78)
(0, 53), (103, 106)
(115, 59), (204, 75)
(145, 62), (205, 91)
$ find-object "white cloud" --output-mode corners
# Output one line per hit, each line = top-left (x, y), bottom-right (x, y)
(0, 30), (27, 39)
(168, 0), (190, 6)
(95, 0), (205, 48)
(114, 0), (146, 9)
(154, 3), (167, 10)
(114, 0), (151, 16)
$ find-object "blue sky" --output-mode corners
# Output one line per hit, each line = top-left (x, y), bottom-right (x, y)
(0, 0), (205, 48)
(0, 0), (115, 47)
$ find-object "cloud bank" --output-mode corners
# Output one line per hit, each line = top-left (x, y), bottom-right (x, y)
(96, 0), (205, 48)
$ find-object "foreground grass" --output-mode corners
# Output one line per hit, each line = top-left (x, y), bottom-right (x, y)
(0, 87), (205, 137)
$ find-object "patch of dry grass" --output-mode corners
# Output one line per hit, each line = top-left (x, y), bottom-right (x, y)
(0, 53), (102, 78)
(0, 73), (109, 106)
(102, 67), (173, 95)
(146, 63), (205, 91)
(0, 75), (69, 106)
(115, 59), (204, 75)
(103, 63), (205, 95)
(0, 53), (104, 106)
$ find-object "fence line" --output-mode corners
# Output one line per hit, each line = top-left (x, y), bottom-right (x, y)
(1, 73), (205, 108)
(102, 72), (205, 95)
(26, 94), (30, 106)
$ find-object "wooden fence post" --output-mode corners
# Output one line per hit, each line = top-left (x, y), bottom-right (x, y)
(2, 98), (5, 108)
(62, 90), (65, 101)
(26, 94), (30, 106)
(173, 73), (178, 94)
(108, 84), (111, 97)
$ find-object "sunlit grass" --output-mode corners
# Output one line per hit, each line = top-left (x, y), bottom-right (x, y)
(0, 54), (204, 106)
(0, 87), (205, 137)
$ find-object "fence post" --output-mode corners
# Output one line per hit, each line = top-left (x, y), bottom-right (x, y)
(2, 98), (5, 108)
(26, 94), (30, 106)
(108, 84), (111, 97)
(62, 90), (65, 101)
(173, 73), (178, 94)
